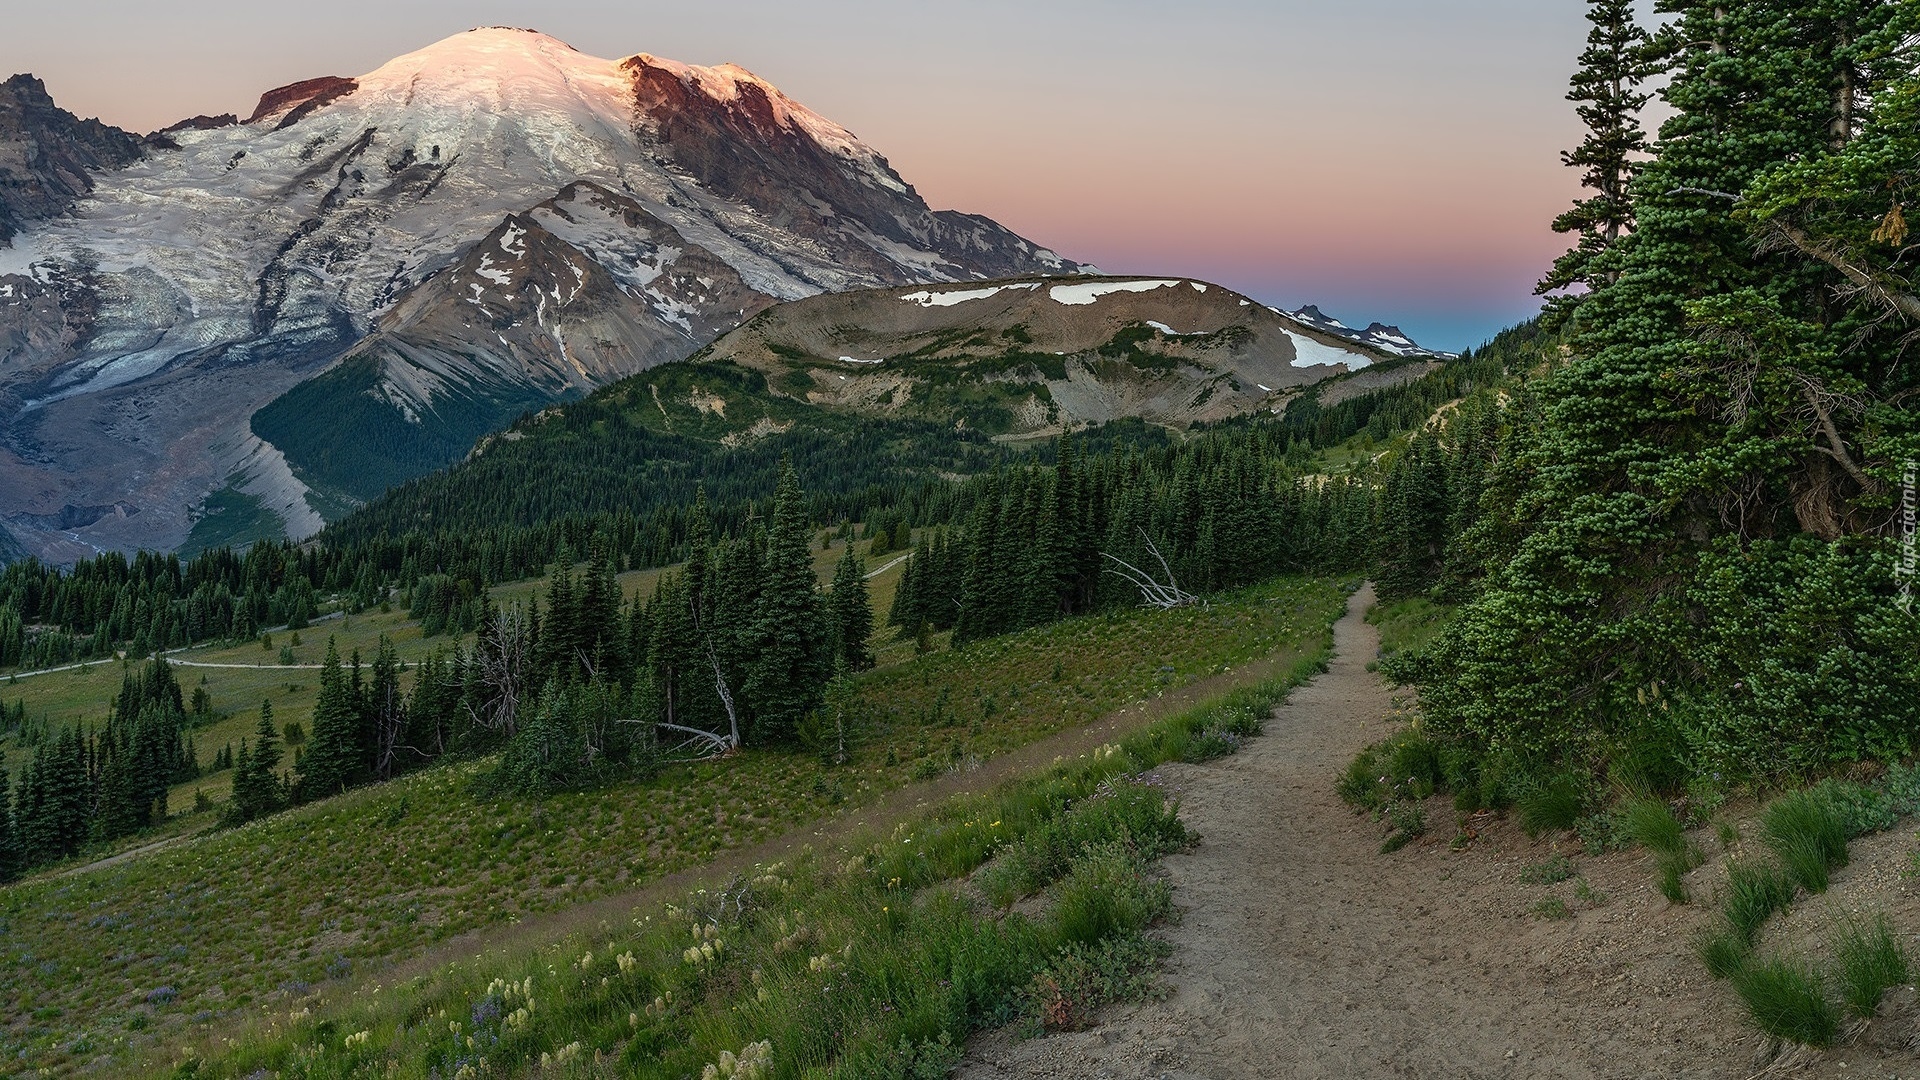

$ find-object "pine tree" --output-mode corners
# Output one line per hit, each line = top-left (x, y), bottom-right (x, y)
(1413, 0), (1920, 775)
(298, 639), (362, 800)
(826, 546), (874, 673)
(1536, 0), (1657, 319)
(742, 460), (827, 742)
(247, 699), (284, 818)
(0, 751), (18, 882)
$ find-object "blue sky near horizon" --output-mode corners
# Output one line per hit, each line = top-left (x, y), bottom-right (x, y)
(2, 1), (1635, 350)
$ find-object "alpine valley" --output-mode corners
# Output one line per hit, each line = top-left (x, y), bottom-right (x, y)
(0, 26), (1442, 564)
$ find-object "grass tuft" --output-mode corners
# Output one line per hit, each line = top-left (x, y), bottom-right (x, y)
(1731, 957), (1839, 1047)
(1832, 915), (1909, 1018)
(1721, 859), (1796, 944)
(1620, 796), (1686, 855)
(1760, 789), (1849, 895)
(1516, 775), (1585, 837)
(1695, 925), (1752, 979)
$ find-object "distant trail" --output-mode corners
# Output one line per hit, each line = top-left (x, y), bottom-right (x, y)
(863, 552), (910, 580)
(1, 610), (345, 682)
(167, 660), (321, 671)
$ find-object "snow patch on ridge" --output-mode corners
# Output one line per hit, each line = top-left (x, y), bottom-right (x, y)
(1284, 329), (1369, 370)
(898, 282), (1037, 307)
(1048, 279), (1184, 306)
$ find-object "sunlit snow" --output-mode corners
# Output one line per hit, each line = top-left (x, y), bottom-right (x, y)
(1048, 279), (1184, 306)
(897, 282), (1037, 307)
(1285, 330), (1367, 369)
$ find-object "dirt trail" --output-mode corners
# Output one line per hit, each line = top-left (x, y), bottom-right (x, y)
(960, 584), (1757, 1080)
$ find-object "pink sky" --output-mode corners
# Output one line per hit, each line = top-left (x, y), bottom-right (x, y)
(4, 1), (1610, 349)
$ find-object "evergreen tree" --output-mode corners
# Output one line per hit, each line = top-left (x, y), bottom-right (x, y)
(826, 546), (874, 673)
(0, 751), (18, 882)
(1537, 0), (1657, 320)
(742, 460), (828, 742)
(247, 699), (285, 818)
(298, 639), (362, 800)
(1411, 0), (1920, 776)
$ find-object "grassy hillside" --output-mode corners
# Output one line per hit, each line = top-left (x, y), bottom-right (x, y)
(0, 575), (1346, 1074)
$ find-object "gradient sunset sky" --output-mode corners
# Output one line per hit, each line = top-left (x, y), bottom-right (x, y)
(5, 1), (1620, 351)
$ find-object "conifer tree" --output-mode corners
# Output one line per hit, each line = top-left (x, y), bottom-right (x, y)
(0, 751), (18, 882)
(298, 639), (361, 800)
(743, 459), (827, 742)
(246, 699), (284, 818)
(826, 546), (874, 672)
(1536, 0), (1657, 321)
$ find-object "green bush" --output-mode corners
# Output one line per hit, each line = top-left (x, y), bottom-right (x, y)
(1518, 854), (1579, 885)
(1379, 800), (1426, 854)
(1338, 729), (1445, 811)
(1761, 789), (1849, 894)
(1731, 957), (1839, 1047)
(1833, 915), (1909, 1018)
(1806, 778), (1896, 837)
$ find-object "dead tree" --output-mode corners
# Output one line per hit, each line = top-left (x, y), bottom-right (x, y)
(649, 611), (741, 762)
(464, 602), (531, 740)
(1101, 530), (1199, 609)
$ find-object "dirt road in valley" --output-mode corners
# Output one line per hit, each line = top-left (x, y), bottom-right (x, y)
(959, 583), (1771, 1080)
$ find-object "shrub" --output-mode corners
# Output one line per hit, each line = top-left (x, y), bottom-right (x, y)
(1721, 860), (1795, 944)
(1379, 800), (1426, 853)
(1833, 915), (1909, 1018)
(1731, 957), (1839, 1047)
(1181, 728), (1243, 763)
(1761, 789), (1849, 895)
(1048, 844), (1170, 947)
(1518, 854), (1578, 885)
(1530, 897), (1572, 920)
(1338, 729), (1445, 812)
(1806, 778), (1895, 837)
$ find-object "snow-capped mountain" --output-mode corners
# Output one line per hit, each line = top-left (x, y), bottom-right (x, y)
(0, 27), (1082, 560)
(1280, 304), (1452, 359)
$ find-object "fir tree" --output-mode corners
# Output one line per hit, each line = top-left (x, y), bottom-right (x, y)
(0, 751), (17, 882)
(742, 460), (827, 742)
(298, 639), (362, 800)
(826, 546), (874, 673)
(1536, 0), (1657, 319)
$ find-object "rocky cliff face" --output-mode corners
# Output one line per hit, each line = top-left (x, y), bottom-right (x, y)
(0, 74), (146, 245)
(0, 27), (1083, 560)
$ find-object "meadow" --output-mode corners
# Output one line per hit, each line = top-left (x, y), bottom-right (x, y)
(0, 574), (1345, 1073)
(151, 630), (1339, 1078)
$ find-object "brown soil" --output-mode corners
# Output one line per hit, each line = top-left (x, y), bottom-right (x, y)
(958, 584), (1920, 1080)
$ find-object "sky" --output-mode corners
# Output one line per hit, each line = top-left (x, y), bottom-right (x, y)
(3, 1), (1620, 351)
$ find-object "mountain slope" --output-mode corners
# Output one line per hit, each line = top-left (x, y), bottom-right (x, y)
(0, 74), (146, 245)
(0, 27), (1081, 561)
(698, 275), (1431, 437)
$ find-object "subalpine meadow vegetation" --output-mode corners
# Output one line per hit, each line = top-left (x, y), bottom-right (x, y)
(0, 0), (1916, 1071)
